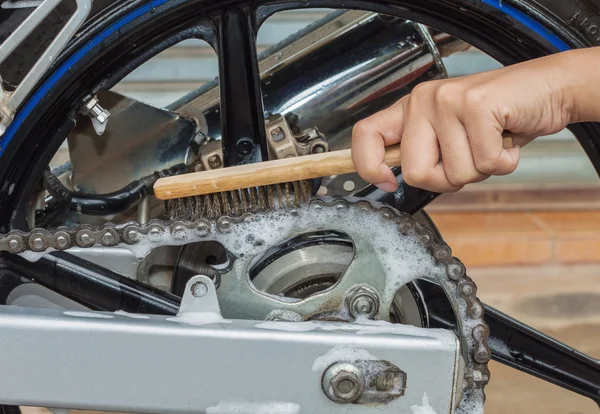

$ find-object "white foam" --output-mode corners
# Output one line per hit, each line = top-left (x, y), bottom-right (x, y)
(114, 310), (150, 319)
(456, 389), (485, 414)
(167, 312), (232, 326)
(487, 337), (509, 355)
(411, 393), (437, 414)
(205, 402), (300, 414)
(312, 345), (379, 372)
(256, 320), (320, 332)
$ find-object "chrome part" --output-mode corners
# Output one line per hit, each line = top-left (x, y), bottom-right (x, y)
(322, 362), (365, 403)
(346, 285), (380, 320)
(67, 90), (196, 194)
(171, 11), (466, 196)
(0, 301), (460, 413)
(0, 0), (92, 135)
(137, 196), (150, 224)
(79, 96), (111, 135)
(174, 12), (458, 143)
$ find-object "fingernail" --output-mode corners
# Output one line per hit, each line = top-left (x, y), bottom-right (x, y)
(376, 181), (398, 192)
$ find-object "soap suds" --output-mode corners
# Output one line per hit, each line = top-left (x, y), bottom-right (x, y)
(456, 389), (485, 414)
(114, 310), (150, 319)
(411, 393), (437, 414)
(206, 402), (300, 414)
(64, 311), (113, 319)
(256, 320), (320, 332)
(312, 345), (379, 372)
(256, 317), (443, 339)
(167, 312), (232, 326)
(487, 337), (509, 355)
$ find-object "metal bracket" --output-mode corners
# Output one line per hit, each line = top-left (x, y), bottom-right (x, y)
(178, 274), (221, 315)
(0, 0), (93, 135)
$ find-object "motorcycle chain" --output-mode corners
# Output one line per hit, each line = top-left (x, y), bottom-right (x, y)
(0, 197), (491, 407)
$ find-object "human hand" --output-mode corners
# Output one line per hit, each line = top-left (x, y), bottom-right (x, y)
(351, 51), (581, 193)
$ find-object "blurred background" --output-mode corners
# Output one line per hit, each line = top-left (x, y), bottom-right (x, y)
(46, 8), (600, 414)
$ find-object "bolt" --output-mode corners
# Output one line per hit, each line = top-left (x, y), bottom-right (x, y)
(270, 126), (285, 142)
(207, 154), (222, 169)
(31, 237), (44, 250)
(346, 286), (380, 319)
(237, 137), (254, 155)
(191, 281), (208, 298)
(102, 231), (116, 245)
(312, 144), (325, 154)
(322, 362), (365, 403)
(56, 235), (69, 249)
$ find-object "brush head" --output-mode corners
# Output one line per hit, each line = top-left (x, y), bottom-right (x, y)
(167, 180), (315, 221)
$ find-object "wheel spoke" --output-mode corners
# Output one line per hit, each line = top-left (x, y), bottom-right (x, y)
(215, 8), (268, 166)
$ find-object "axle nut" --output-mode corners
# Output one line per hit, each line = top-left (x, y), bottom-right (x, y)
(346, 285), (380, 319)
(322, 362), (365, 403)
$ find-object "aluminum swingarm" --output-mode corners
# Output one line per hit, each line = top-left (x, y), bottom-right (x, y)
(0, 197), (491, 413)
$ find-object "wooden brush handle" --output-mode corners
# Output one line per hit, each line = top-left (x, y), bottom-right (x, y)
(154, 134), (513, 200)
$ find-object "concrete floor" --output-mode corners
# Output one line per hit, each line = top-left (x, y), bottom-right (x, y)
(19, 264), (600, 414)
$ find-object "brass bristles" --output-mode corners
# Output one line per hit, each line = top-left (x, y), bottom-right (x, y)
(167, 180), (314, 221)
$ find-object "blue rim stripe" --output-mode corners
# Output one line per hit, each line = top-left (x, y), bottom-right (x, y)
(0, 0), (572, 158)
(482, 0), (570, 51)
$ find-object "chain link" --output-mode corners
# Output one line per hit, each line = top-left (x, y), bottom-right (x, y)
(0, 197), (491, 402)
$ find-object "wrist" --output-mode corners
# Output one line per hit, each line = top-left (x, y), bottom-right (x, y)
(555, 47), (600, 123)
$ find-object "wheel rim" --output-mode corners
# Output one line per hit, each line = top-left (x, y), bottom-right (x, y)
(0, 0), (599, 232)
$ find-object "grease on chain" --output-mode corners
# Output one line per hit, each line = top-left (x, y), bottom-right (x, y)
(0, 198), (491, 396)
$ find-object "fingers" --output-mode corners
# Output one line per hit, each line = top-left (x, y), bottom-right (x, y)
(352, 98), (407, 191)
(351, 71), (538, 193)
(433, 102), (489, 188)
(462, 105), (520, 176)
(400, 88), (462, 193)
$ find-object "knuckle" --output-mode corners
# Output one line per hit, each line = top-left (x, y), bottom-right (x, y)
(410, 82), (434, 101)
(433, 82), (460, 106)
(474, 154), (514, 175)
(463, 87), (488, 109)
(445, 168), (479, 187)
(473, 156), (497, 175)
(402, 166), (431, 188)
(352, 119), (371, 138)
